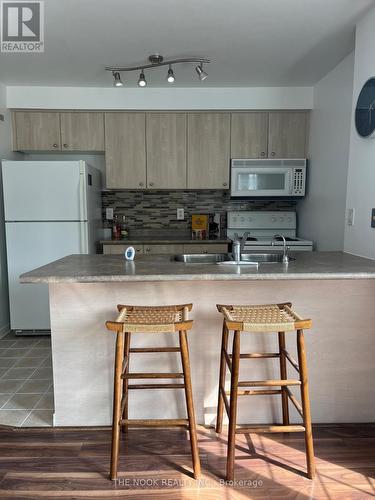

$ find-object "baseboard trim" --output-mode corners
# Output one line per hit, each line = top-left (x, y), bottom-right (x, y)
(0, 324), (10, 339)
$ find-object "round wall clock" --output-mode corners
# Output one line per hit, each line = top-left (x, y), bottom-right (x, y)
(355, 77), (375, 138)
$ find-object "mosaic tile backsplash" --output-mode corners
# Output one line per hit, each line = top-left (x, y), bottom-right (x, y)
(102, 190), (297, 232)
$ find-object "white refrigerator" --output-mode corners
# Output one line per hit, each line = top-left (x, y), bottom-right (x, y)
(2, 160), (102, 334)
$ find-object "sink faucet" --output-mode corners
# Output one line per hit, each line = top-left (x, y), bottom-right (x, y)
(232, 232), (249, 263)
(271, 234), (290, 264)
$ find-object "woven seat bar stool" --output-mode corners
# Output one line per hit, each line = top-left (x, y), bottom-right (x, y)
(106, 303), (201, 480)
(216, 302), (315, 480)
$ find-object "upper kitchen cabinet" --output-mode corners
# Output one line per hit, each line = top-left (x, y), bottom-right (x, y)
(230, 112), (268, 158)
(187, 113), (230, 189)
(146, 113), (187, 189)
(12, 111), (61, 151)
(268, 112), (308, 158)
(105, 113), (147, 189)
(60, 112), (104, 151)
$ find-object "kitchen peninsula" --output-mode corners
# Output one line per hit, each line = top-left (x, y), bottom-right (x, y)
(21, 252), (375, 427)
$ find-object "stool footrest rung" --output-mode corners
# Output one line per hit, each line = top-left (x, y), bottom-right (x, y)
(281, 348), (300, 373)
(128, 383), (185, 389)
(235, 424), (305, 434)
(238, 379), (301, 387)
(220, 385), (230, 415)
(129, 347), (180, 353)
(229, 352), (280, 359)
(122, 372), (184, 379)
(227, 389), (282, 396)
(120, 418), (189, 427)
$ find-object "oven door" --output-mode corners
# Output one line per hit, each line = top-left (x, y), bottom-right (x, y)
(231, 167), (293, 197)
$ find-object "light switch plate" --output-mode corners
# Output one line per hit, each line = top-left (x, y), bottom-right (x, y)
(106, 207), (114, 220)
(347, 208), (355, 226)
(177, 208), (184, 220)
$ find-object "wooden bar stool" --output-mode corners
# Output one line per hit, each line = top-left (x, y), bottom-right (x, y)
(216, 302), (315, 480)
(106, 303), (201, 480)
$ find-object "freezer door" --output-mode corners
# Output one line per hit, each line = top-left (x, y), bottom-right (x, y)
(2, 161), (86, 221)
(6, 221), (87, 331)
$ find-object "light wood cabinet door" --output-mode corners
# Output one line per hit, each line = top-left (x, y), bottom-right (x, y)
(187, 113), (230, 189)
(268, 112), (308, 158)
(146, 113), (187, 189)
(105, 113), (146, 189)
(183, 244), (228, 254)
(60, 112), (104, 151)
(13, 111), (61, 151)
(103, 244), (144, 255)
(230, 113), (268, 158)
(144, 244), (184, 255)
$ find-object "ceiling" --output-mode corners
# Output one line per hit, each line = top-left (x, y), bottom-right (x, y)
(0, 0), (373, 87)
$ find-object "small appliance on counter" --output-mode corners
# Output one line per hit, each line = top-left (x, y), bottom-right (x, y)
(227, 211), (313, 251)
(191, 213), (223, 240)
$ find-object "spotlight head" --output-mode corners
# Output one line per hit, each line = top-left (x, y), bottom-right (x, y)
(167, 66), (175, 83)
(113, 71), (123, 87)
(195, 64), (208, 81)
(138, 70), (147, 87)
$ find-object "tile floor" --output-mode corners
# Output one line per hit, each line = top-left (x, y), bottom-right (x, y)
(0, 331), (54, 427)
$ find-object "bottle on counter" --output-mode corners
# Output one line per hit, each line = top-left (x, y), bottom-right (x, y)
(120, 215), (129, 239)
(112, 213), (121, 240)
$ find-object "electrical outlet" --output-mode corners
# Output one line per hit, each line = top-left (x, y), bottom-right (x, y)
(106, 207), (114, 220)
(177, 208), (184, 220)
(347, 208), (355, 226)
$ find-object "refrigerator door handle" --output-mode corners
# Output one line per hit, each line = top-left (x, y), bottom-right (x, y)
(79, 162), (87, 221)
(80, 222), (89, 254)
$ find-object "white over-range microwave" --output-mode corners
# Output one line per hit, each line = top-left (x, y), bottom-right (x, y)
(230, 159), (306, 198)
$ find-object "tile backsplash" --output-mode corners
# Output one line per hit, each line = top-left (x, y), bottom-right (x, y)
(102, 190), (297, 231)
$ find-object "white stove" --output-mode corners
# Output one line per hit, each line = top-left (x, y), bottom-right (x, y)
(227, 211), (313, 252)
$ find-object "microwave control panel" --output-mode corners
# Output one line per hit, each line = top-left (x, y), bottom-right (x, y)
(292, 168), (306, 196)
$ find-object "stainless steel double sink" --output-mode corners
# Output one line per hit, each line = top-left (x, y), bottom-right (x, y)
(174, 253), (295, 265)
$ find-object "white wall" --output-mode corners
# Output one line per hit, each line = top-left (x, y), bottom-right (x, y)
(344, 5), (375, 259)
(6, 86), (313, 110)
(298, 53), (354, 250)
(0, 83), (20, 337)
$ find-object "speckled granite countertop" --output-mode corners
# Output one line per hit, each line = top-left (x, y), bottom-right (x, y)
(20, 252), (375, 283)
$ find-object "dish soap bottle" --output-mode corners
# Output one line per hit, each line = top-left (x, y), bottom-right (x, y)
(112, 213), (121, 240)
(120, 215), (129, 239)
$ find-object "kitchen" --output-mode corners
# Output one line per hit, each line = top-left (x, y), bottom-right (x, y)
(1, 0), (375, 498)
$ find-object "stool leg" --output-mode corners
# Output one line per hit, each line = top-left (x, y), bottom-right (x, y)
(297, 329), (315, 479)
(110, 331), (125, 480)
(216, 321), (229, 434)
(227, 330), (240, 481)
(179, 330), (201, 479)
(121, 332), (131, 433)
(278, 331), (290, 426)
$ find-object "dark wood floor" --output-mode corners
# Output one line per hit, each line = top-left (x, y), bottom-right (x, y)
(0, 423), (374, 499)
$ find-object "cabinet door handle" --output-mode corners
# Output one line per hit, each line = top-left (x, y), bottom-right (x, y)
(136, 248), (142, 252)
(149, 182), (154, 187)
(139, 182), (144, 187)
(146, 247), (151, 252)
(52, 143), (58, 148)
(222, 182), (228, 187)
(63, 143), (69, 148)
(271, 151), (276, 157)
(261, 151), (265, 157)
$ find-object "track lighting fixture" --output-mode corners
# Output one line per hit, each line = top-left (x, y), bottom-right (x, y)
(112, 71), (123, 87)
(106, 54), (210, 87)
(137, 70), (147, 87)
(167, 65), (175, 83)
(195, 64), (208, 81)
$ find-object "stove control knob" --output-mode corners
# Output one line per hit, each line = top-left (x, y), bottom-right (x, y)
(287, 217), (292, 222)
(279, 217), (284, 222)
(248, 217), (252, 222)
(271, 217), (277, 222)
(240, 217), (245, 222)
